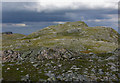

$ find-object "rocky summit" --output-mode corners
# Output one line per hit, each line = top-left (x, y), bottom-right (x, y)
(1, 21), (120, 82)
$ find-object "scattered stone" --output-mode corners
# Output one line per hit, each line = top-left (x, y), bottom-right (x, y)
(7, 67), (10, 70)
(16, 68), (19, 70)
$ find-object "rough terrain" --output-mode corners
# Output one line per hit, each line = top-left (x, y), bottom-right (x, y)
(1, 21), (120, 82)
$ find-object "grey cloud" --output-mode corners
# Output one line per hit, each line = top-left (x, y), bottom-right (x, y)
(2, 2), (118, 33)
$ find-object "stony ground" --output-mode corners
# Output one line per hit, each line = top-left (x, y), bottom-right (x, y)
(2, 51), (120, 81)
(1, 21), (120, 82)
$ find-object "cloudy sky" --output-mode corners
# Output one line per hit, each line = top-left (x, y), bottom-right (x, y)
(2, 0), (119, 34)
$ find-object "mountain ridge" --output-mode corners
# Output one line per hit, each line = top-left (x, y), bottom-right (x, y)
(2, 21), (119, 54)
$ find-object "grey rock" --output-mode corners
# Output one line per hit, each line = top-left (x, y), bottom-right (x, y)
(21, 74), (30, 81)
(99, 69), (104, 75)
(33, 64), (39, 67)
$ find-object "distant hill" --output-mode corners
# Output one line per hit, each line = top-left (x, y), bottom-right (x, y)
(2, 21), (119, 54)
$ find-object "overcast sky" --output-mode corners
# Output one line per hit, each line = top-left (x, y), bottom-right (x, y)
(2, 0), (119, 34)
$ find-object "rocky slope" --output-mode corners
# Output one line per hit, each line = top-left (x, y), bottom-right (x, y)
(2, 21), (120, 81)
(2, 21), (119, 53)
